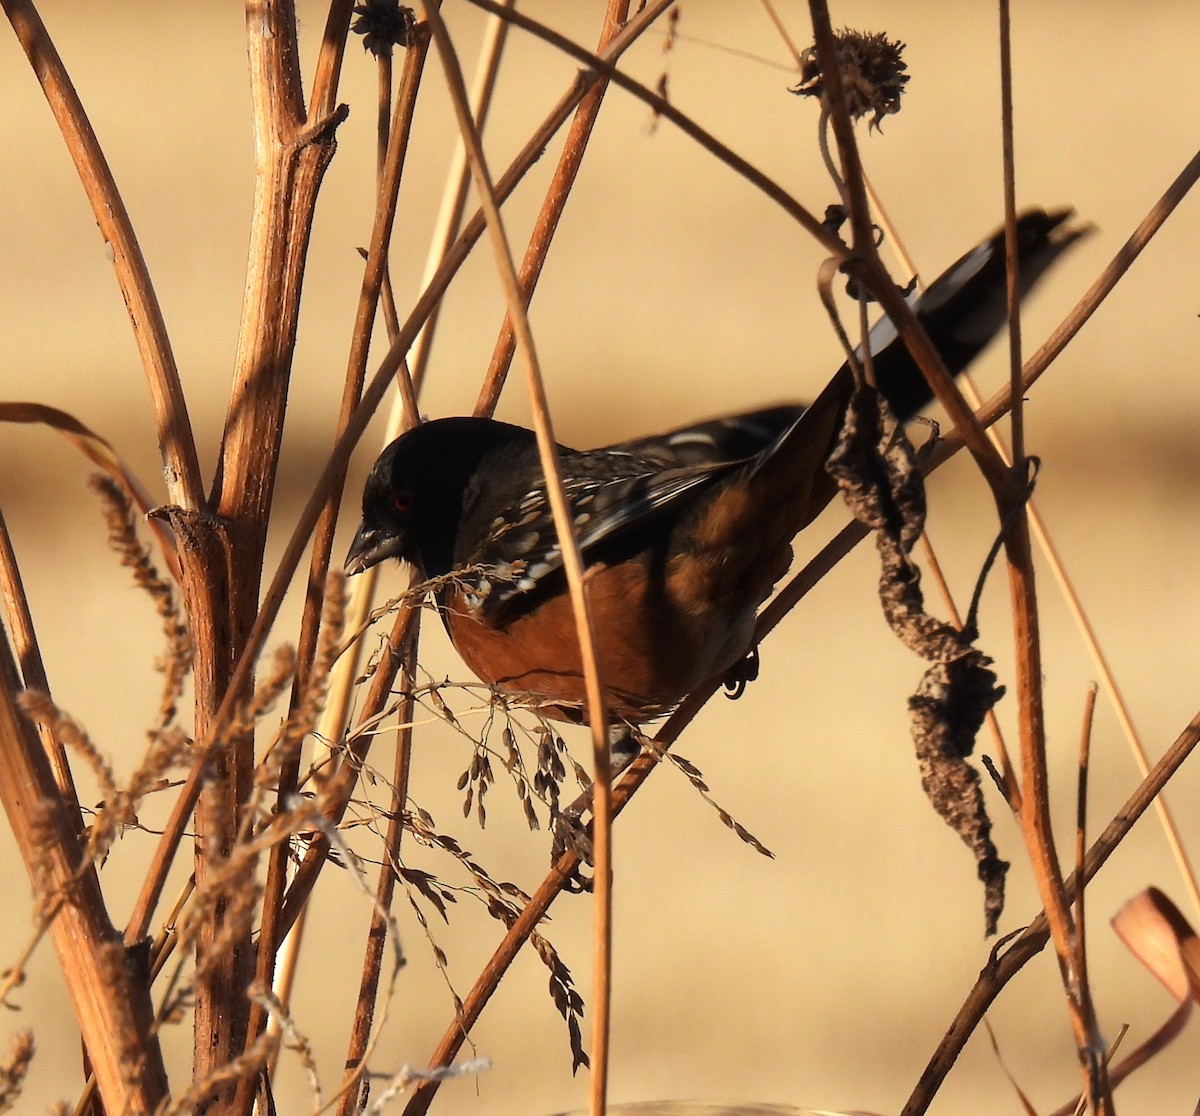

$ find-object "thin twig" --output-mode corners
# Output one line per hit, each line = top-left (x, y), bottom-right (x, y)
(1075, 683), (1098, 1030)
(998, 0), (1024, 468)
(414, 0), (513, 401)
(308, 0), (357, 123)
(335, 646), (419, 1116)
(466, 2), (638, 1107)
(995, 3), (1106, 1101)
(422, 8), (615, 1109)
(474, 0), (633, 415)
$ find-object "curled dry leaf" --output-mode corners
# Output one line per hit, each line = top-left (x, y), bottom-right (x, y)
(1046, 888), (1199, 1113)
(1111, 887), (1200, 1005)
(827, 386), (1007, 933)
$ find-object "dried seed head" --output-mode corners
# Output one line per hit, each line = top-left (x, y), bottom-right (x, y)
(793, 29), (909, 130)
(352, 1), (418, 57)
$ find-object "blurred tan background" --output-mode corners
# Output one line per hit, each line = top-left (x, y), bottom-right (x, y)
(3, 2), (1200, 1113)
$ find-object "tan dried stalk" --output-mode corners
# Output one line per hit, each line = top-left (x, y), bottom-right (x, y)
(422, 7), (617, 1108)
(335, 649), (419, 1116)
(996, 0), (1107, 1101)
(474, 0), (632, 409)
(0, 636), (168, 1111)
(0, 508), (78, 804)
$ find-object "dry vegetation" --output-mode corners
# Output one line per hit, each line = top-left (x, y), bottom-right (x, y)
(1, 2), (1199, 1115)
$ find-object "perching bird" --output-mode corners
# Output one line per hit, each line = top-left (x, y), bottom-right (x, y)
(346, 209), (1084, 729)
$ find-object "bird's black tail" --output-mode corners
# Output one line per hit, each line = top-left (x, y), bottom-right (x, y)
(747, 207), (1087, 534)
(862, 206), (1088, 421)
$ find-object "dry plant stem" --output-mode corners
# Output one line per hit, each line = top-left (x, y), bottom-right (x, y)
(1005, 421), (1108, 1103)
(474, 0), (632, 414)
(1075, 685), (1098, 1020)
(3, 0), (202, 510)
(239, 36), (431, 1107)
(422, 8), (616, 1110)
(133, 0), (699, 957)
(997, 0), (1024, 467)
(0, 508), (78, 804)
(308, 0), (357, 122)
(409, 1), (512, 400)
(336, 650), (419, 1116)
(71, 879), (198, 1116)
(904, 705), (1200, 1116)
(805, 4), (871, 240)
(995, 4), (1106, 1100)
(192, 0), (348, 1095)
(378, 47), (393, 173)
(0, 636), (169, 1111)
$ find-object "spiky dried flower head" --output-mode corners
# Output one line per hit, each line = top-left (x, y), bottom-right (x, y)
(792, 29), (908, 130)
(352, 0), (418, 57)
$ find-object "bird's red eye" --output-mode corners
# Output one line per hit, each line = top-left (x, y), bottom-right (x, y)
(390, 490), (413, 514)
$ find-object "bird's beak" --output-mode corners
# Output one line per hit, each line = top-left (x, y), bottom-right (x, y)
(344, 522), (405, 575)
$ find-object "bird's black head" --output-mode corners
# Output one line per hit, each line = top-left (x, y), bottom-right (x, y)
(345, 417), (535, 578)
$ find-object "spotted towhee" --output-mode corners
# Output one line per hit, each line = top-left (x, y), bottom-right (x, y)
(346, 209), (1084, 730)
